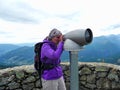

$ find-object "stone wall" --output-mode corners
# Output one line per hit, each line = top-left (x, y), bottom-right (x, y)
(0, 62), (120, 90)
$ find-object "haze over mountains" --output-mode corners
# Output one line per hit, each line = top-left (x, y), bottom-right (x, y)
(0, 34), (120, 69)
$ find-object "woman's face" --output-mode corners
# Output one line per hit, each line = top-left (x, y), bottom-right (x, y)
(51, 35), (61, 45)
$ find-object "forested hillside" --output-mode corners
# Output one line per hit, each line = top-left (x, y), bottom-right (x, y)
(0, 34), (120, 69)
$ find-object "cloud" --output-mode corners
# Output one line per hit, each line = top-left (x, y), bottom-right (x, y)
(0, 0), (120, 44)
(102, 23), (120, 31)
(109, 24), (120, 30)
(0, 0), (47, 23)
(0, 31), (9, 34)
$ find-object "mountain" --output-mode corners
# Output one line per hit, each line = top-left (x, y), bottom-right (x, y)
(106, 34), (120, 47)
(0, 45), (68, 68)
(0, 34), (120, 69)
(16, 42), (36, 47)
(0, 44), (20, 56)
(78, 34), (120, 64)
(0, 46), (34, 68)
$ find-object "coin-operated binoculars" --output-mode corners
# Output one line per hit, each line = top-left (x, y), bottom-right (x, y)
(63, 28), (93, 90)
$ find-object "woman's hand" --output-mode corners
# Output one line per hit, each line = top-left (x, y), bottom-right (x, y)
(59, 35), (64, 42)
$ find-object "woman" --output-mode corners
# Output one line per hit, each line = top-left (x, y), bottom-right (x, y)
(41, 28), (66, 90)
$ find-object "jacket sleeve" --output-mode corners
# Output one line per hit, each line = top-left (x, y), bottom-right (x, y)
(42, 41), (64, 60)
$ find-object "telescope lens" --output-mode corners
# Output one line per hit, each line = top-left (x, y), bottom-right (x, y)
(85, 28), (93, 43)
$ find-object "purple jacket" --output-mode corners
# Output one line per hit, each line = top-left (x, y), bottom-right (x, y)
(41, 39), (64, 80)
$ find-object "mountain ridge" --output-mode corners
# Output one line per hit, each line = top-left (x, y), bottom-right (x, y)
(0, 34), (120, 68)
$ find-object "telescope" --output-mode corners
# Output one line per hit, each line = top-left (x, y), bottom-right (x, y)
(64, 28), (93, 51)
(63, 28), (93, 90)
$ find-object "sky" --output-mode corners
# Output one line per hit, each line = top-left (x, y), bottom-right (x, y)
(0, 0), (120, 44)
